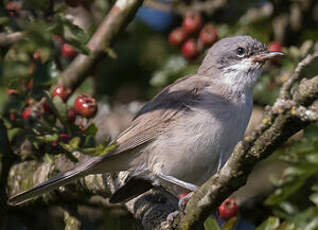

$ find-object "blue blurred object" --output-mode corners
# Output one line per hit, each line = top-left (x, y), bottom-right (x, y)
(136, 5), (174, 32)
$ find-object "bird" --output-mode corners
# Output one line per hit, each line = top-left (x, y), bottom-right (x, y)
(9, 35), (284, 206)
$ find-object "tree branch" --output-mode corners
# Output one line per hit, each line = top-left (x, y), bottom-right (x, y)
(57, 0), (143, 91)
(0, 32), (25, 47)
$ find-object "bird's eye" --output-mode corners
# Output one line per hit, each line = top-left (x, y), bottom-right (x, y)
(236, 47), (245, 57)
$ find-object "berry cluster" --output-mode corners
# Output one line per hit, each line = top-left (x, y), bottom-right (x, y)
(169, 12), (218, 60)
(6, 80), (98, 150)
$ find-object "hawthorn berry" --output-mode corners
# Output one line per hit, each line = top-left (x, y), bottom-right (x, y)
(59, 133), (70, 143)
(199, 24), (218, 46)
(74, 94), (97, 118)
(61, 43), (77, 58)
(27, 79), (33, 91)
(9, 112), (17, 121)
(6, 89), (19, 96)
(5, 1), (22, 17)
(181, 39), (200, 59)
(218, 198), (239, 221)
(22, 107), (32, 120)
(52, 85), (72, 102)
(169, 27), (188, 46)
(182, 12), (202, 34)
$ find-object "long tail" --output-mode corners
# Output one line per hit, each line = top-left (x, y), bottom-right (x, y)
(8, 153), (113, 206)
(8, 166), (87, 205)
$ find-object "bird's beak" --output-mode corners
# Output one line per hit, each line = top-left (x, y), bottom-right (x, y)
(252, 51), (284, 63)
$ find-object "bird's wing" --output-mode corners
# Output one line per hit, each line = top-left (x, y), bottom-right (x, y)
(8, 75), (210, 205)
(106, 74), (211, 156)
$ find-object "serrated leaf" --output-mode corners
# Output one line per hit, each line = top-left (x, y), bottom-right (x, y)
(204, 217), (221, 230)
(84, 124), (98, 136)
(222, 217), (238, 230)
(255, 217), (280, 230)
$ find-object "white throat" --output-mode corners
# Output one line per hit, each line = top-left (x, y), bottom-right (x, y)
(221, 58), (263, 94)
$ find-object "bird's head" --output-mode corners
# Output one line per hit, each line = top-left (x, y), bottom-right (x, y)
(198, 36), (284, 91)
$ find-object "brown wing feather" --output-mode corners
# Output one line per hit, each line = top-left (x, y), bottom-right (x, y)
(105, 74), (210, 157)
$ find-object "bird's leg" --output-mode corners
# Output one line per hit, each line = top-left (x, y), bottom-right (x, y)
(157, 173), (199, 225)
(157, 173), (199, 192)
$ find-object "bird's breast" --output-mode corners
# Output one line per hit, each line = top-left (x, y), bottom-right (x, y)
(146, 92), (253, 186)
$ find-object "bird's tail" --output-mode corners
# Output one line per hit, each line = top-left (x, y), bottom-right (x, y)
(8, 167), (86, 206)
(8, 154), (109, 206)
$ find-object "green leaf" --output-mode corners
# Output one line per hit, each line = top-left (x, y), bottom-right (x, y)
(7, 128), (22, 142)
(222, 217), (238, 230)
(255, 217), (280, 230)
(204, 217), (221, 230)
(81, 143), (117, 156)
(35, 133), (58, 143)
(69, 137), (81, 149)
(84, 124), (98, 136)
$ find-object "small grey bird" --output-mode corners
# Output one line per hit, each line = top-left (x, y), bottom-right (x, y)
(9, 35), (283, 205)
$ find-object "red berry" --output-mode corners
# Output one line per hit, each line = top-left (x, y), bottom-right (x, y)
(5, 2), (22, 17)
(182, 12), (202, 34)
(199, 24), (218, 46)
(218, 198), (239, 221)
(61, 43), (77, 58)
(268, 42), (282, 52)
(51, 140), (58, 147)
(22, 107), (32, 120)
(27, 79), (33, 91)
(74, 94), (97, 118)
(68, 108), (76, 123)
(33, 50), (41, 61)
(182, 39), (200, 59)
(6, 89), (19, 96)
(59, 133), (70, 143)
(9, 112), (16, 121)
(169, 27), (188, 46)
(52, 85), (72, 102)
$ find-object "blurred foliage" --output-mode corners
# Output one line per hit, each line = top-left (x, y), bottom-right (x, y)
(0, 0), (318, 229)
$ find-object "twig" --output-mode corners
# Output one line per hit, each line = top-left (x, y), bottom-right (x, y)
(0, 32), (25, 47)
(280, 52), (318, 100)
(58, 0), (143, 91)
